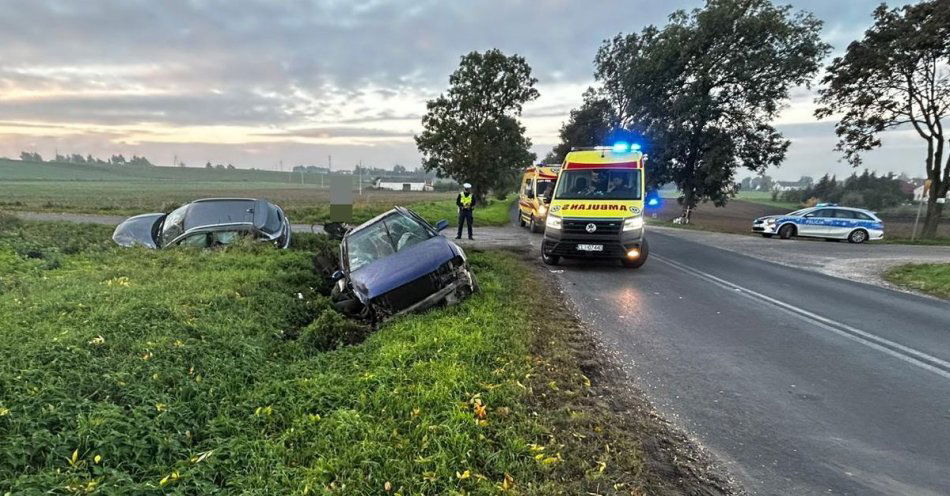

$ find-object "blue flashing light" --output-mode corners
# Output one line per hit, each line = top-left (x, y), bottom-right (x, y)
(612, 141), (630, 153)
(647, 197), (659, 207)
(630, 143), (641, 151)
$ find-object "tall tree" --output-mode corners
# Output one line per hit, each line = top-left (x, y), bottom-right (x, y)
(595, 0), (828, 221)
(415, 49), (539, 201)
(545, 89), (617, 164)
(815, 0), (950, 238)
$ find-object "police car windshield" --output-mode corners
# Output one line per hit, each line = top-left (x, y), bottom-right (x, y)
(554, 169), (641, 200)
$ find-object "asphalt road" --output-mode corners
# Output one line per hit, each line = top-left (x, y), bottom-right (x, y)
(546, 229), (950, 495)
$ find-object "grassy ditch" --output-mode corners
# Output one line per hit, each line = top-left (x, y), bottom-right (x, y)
(0, 215), (728, 494)
(884, 263), (950, 299)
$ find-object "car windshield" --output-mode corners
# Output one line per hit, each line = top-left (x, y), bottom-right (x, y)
(346, 212), (433, 271)
(553, 169), (641, 200)
(262, 203), (283, 234)
(160, 205), (189, 245)
(537, 179), (554, 197)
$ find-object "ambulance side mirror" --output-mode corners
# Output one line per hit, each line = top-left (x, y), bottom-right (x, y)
(542, 195), (552, 204)
(526, 192), (535, 199)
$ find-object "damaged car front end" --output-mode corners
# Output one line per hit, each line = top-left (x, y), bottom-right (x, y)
(324, 207), (478, 323)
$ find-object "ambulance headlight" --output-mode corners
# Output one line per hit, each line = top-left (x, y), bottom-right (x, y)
(545, 215), (562, 230)
(623, 216), (644, 231)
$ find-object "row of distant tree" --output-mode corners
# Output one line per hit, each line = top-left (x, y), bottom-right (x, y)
(774, 172), (911, 211)
(19, 151), (154, 167)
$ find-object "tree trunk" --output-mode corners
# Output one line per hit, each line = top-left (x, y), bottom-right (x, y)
(921, 197), (944, 239)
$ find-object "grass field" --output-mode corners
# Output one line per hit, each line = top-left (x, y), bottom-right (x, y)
(0, 216), (713, 494)
(884, 263), (950, 299)
(0, 159), (511, 227)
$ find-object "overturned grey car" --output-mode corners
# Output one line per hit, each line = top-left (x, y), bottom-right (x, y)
(112, 198), (291, 249)
(320, 207), (477, 322)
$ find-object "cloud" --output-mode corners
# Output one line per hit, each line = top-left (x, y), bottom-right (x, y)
(0, 0), (892, 176)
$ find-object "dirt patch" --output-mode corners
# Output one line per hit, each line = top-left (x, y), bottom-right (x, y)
(496, 246), (742, 495)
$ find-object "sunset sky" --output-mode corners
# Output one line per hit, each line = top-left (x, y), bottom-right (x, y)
(0, 0), (926, 180)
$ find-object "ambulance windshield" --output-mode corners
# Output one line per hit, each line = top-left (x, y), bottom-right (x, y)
(554, 169), (641, 200)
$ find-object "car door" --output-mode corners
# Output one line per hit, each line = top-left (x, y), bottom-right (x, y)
(830, 209), (856, 238)
(799, 209), (830, 237)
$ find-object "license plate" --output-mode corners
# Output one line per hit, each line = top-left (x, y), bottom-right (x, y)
(576, 244), (603, 252)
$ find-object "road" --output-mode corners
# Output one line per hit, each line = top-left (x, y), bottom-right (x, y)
(12, 209), (950, 493)
(544, 230), (950, 495)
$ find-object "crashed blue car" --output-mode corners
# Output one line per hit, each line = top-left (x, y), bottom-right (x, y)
(327, 207), (478, 321)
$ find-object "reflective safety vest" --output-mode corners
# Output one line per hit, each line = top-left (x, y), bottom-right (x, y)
(460, 192), (473, 208)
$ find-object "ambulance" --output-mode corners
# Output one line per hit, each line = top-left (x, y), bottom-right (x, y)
(517, 164), (560, 232)
(540, 142), (648, 268)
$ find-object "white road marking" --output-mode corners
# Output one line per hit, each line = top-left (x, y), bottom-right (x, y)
(653, 254), (950, 380)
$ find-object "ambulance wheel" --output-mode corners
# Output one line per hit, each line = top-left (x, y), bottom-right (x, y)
(848, 229), (868, 244)
(529, 216), (541, 233)
(778, 224), (796, 240)
(519, 215), (526, 227)
(621, 239), (649, 268)
(541, 250), (560, 266)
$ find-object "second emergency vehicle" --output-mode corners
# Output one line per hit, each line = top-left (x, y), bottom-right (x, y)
(518, 164), (560, 232)
(541, 143), (648, 268)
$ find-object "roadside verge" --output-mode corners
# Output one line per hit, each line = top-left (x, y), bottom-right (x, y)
(0, 218), (736, 494)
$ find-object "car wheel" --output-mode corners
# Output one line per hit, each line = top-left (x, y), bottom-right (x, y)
(621, 238), (650, 268)
(761, 233), (773, 238)
(541, 249), (560, 265)
(529, 216), (542, 233)
(848, 229), (868, 244)
(778, 224), (796, 240)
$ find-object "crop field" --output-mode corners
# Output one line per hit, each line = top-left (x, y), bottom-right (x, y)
(0, 215), (705, 494)
(0, 159), (511, 227)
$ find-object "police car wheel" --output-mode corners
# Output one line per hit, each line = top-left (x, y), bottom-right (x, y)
(848, 229), (868, 244)
(541, 250), (560, 265)
(778, 224), (795, 240)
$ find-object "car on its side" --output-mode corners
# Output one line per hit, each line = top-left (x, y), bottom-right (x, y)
(752, 205), (883, 243)
(112, 198), (291, 249)
(325, 206), (477, 322)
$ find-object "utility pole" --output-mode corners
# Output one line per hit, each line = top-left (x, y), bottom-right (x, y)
(358, 160), (363, 196)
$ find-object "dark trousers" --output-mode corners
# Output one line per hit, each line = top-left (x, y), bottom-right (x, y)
(457, 209), (473, 238)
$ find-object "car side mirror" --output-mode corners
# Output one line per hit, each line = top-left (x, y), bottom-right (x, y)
(330, 270), (345, 282)
(526, 192), (535, 199)
(435, 220), (449, 232)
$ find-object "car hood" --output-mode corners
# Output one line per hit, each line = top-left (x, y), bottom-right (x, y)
(349, 236), (457, 300)
(112, 213), (164, 248)
(755, 215), (781, 222)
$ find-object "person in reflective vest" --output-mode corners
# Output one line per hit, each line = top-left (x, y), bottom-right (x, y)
(456, 183), (476, 240)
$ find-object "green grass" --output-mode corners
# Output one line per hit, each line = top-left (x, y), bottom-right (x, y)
(735, 190), (800, 210)
(884, 263), (950, 299)
(0, 159), (514, 227)
(0, 217), (663, 494)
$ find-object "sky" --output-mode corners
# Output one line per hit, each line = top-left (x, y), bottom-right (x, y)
(0, 0), (927, 181)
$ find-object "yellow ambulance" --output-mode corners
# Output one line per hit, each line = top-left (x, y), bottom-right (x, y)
(540, 143), (648, 268)
(517, 164), (560, 232)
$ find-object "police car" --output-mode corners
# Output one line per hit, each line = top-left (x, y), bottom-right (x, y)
(752, 204), (884, 243)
